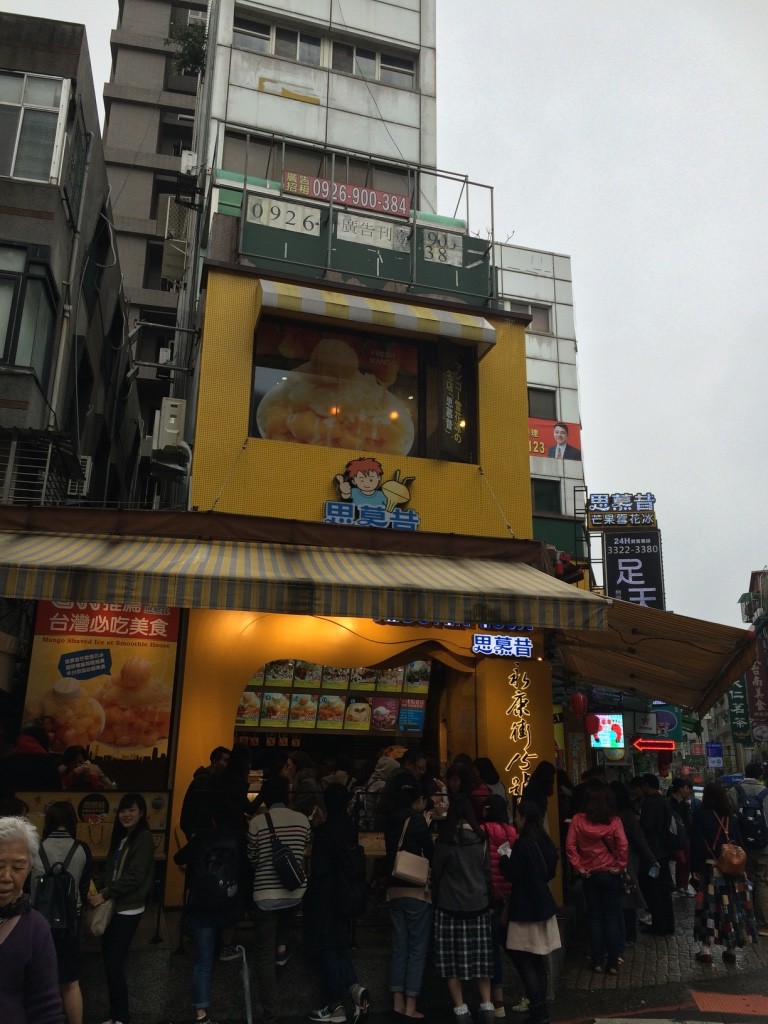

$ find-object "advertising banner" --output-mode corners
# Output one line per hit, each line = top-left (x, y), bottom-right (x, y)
(23, 601), (179, 790)
(528, 418), (582, 461)
(603, 530), (665, 609)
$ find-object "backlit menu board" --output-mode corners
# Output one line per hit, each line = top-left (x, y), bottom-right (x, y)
(236, 659), (430, 735)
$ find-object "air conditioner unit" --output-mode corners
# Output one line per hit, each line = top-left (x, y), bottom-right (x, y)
(158, 346), (173, 365)
(157, 194), (189, 241)
(67, 455), (92, 498)
(153, 397), (187, 450)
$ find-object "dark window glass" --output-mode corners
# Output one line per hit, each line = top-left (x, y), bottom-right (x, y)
(299, 34), (321, 66)
(528, 387), (557, 419)
(355, 48), (376, 79)
(332, 42), (354, 73)
(275, 27), (298, 59)
(532, 479), (561, 514)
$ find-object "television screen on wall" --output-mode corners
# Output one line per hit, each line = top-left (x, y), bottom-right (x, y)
(590, 713), (625, 749)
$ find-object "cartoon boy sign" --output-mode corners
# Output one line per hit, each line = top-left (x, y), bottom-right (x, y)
(334, 457), (387, 508)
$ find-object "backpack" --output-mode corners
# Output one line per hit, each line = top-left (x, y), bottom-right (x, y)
(333, 837), (367, 918)
(188, 833), (240, 911)
(32, 842), (79, 938)
(265, 812), (306, 891)
(735, 785), (768, 850)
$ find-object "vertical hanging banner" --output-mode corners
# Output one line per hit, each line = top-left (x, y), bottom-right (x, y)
(438, 345), (475, 460)
(23, 601), (180, 790)
(603, 529), (666, 609)
(728, 676), (752, 744)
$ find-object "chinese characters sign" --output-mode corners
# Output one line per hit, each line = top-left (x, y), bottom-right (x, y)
(472, 634), (533, 658)
(282, 171), (410, 218)
(23, 601), (179, 790)
(439, 347), (474, 460)
(505, 666), (537, 797)
(603, 530), (666, 609)
(336, 212), (410, 251)
(587, 492), (657, 529)
(728, 677), (752, 744)
(323, 458), (420, 530)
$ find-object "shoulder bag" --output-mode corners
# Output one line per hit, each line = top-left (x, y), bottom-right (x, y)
(392, 815), (429, 886)
(83, 840), (127, 937)
(264, 811), (306, 890)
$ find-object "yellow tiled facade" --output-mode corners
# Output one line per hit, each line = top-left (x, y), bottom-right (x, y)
(192, 269), (532, 539)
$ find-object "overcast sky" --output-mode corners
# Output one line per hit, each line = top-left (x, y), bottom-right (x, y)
(4, 0), (767, 629)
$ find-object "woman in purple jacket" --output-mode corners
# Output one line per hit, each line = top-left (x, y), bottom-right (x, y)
(0, 814), (65, 1023)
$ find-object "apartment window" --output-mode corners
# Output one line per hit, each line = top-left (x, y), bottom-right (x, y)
(0, 71), (63, 182)
(275, 27), (321, 65)
(532, 479), (561, 515)
(233, 16), (270, 53)
(332, 42), (414, 88)
(0, 245), (56, 388)
(528, 387), (557, 420)
(529, 305), (551, 333)
(250, 318), (477, 463)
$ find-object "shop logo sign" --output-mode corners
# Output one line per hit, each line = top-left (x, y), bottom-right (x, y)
(472, 634), (533, 658)
(323, 457), (420, 530)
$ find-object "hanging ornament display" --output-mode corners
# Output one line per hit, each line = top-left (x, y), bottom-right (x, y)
(568, 692), (589, 717)
(584, 713), (600, 736)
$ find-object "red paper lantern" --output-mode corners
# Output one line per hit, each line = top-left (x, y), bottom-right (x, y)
(569, 692), (589, 717)
(584, 713), (600, 736)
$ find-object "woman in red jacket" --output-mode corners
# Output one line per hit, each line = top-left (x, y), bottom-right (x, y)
(480, 796), (518, 1018)
(566, 786), (627, 975)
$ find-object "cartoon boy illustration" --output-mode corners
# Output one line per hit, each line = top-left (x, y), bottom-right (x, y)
(334, 457), (387, 508)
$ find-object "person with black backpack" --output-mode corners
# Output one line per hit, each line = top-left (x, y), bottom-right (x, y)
(305, 783), (370, 1024)
(30, 801), (92, 1024)
(174, 807), (247, 1024)
(728, 763), (768, 938)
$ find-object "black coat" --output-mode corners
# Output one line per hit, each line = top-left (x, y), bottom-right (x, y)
(303, 813), (357, 952)
(500, 833), (558, 922)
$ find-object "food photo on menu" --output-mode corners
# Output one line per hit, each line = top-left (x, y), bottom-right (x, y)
(349, 666), (378, 691)
(321, 665), (351, 690)
(371, 696), (399, 733)
(289, 692), (319, 728)
(259, 691), (291, 726)
(316, 693), (347, 729)
(403, 660), (431, 693)
(265, 660), (295, 686)
(376, 666), (405, 692)
(344, 697), (372, 730)
(236, 690), (262, 725)
(293, 661), (323, 684)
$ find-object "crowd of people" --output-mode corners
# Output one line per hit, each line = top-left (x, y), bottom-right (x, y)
(2, 744), (768, 1024)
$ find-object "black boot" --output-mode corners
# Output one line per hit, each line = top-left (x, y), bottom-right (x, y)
(524, 1005), (550, 1024)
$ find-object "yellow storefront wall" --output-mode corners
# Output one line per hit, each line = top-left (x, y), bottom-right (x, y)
(191, 270), (532, 537)
(166, 609), (555, 904)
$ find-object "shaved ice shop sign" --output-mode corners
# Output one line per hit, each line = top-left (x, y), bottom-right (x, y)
(323, 458), (420, 530)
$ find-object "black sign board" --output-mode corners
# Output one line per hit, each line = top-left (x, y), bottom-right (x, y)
(603, 529), (665, 609)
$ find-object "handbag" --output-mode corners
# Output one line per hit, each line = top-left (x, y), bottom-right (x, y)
(82, 897), (115, 937)
(712, 815), (747, 877)
(264, 812), (306, 891)
(392, 816), (429, 886)
(619, 869), (637, 896)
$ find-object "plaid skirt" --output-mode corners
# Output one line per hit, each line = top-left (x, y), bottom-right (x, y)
(693, 862), (758, 949)
(433, 907), (494, 979)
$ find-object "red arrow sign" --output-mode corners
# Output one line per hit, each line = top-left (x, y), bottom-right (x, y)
(632, 736), (676, 752)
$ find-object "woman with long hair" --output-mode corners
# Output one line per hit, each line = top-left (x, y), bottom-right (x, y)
(566, 785), (627, 974)
(87, 792), (155, 1024)
(690, 781), (757, 963)
(31, 801), (92, 1024)
(520, 762), (556, 819)
(432, 794), (494, 1024)
(609, 781), (655, 948)
(500, 800), (559, 1024)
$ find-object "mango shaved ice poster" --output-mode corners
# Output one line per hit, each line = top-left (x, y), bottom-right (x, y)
(24, 601), (179, 760)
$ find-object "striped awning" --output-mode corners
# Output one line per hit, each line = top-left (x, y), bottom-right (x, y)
(0, 531), (607, 630)
(259, 280), (496, 350)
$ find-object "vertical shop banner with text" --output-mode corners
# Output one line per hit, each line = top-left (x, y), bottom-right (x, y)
(746, 629), (768, 740)
(603, 529), (666, 609)
(728, 676), (752, 744)
(23, 601), (180, 790)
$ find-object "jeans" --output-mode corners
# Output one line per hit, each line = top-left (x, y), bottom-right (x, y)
(191, 926), (217, 1010)
(253, 905), (295, 1020)
(583, 872), (623, 969)
(318, 945), (358, 1006)
(389, 897), (433, 998)
(102, 912), (142, 1023)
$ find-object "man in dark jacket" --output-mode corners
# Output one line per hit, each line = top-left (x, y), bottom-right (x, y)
(180, 746), (231, 840)
(639, 773), (673, 935)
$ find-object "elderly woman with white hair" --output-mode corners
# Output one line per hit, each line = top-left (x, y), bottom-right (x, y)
(0, 815), (65, 1023)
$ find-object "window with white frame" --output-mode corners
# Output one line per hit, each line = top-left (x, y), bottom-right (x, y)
(332, 42), (415, 88)
(233, 17), (321, 66)
(0, 71), (64, 182)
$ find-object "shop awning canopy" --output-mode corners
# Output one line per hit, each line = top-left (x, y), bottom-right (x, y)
(0, 530), (607, 630)
(259, 279), (497, 351)
(552, 599), (756, 716)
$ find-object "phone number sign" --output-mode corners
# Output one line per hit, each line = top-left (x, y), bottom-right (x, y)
(283, 171), (410, 218)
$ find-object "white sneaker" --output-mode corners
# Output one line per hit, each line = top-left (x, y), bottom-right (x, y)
(510, 997), (530, 1013)
(309, 1005), (346, 1023)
